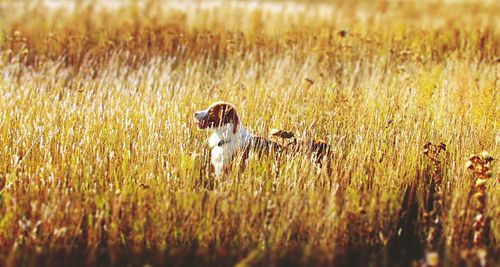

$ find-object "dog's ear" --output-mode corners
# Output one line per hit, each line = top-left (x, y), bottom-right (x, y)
(230, 107), (240, 134)
(217, 106), (224, 125)
(221, 105), (239, 134)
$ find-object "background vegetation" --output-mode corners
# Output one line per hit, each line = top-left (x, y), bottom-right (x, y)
(0, 0), (498, 266)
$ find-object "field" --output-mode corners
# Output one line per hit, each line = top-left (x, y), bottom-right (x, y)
(0, 0), (498, 266)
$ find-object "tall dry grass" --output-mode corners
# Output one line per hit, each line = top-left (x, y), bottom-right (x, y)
(0, 0), (498, 266)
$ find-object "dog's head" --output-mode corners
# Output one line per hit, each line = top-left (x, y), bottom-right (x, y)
(194, 102), (240, 134)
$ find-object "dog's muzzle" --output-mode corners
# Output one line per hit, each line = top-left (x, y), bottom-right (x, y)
(194, 110), (209, 129)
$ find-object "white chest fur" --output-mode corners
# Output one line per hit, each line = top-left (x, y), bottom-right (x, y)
(208, 124), (252, 177)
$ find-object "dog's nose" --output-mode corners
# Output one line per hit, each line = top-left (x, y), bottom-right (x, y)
(194, 110), (207, 121)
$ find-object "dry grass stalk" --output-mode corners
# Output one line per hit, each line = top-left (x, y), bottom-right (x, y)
(461, 151), (494, 267)
(422, 142), (446, 267)
(0, 0), (498, 266)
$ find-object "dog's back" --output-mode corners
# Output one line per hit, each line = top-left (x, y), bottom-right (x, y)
(238, 135), (283, 165)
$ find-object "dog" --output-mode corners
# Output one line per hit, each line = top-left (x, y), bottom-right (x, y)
(194, 101), (331, 177)
(194, 101), (281, 176)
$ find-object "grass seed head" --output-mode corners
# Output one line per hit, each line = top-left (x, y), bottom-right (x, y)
(425, 252), (439, 267)
(337, 30), (348, 38)
(466, 151), (495, 178)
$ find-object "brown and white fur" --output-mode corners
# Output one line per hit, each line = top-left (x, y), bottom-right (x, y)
(194, 102), (330, 177)
(194, 102), (280, 176)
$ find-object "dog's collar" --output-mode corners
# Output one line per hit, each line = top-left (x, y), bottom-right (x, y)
(217, 139), (231, 147)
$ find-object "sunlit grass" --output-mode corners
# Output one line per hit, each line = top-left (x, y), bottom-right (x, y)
(0, 0), (498, 266)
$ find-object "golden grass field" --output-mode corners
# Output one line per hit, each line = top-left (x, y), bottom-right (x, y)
(0, 0), (498, 266)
